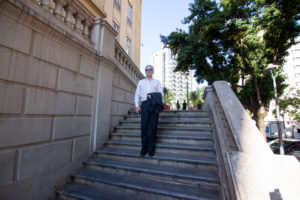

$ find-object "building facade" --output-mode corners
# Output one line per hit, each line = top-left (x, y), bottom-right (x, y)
(152, 48), (193, 106)
(265, 37), (300, 138)
(0, 0), (143, 199)
(79, 0), (142, 67)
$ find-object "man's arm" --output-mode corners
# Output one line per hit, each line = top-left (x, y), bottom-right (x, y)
(134, 81), (141, 114)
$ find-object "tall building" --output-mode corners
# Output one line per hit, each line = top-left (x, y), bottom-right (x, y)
(152, 48), (193, 105)
(79, 0), (142, 67)
(265, 37), (300, 137)
(284, 38), (300, 89)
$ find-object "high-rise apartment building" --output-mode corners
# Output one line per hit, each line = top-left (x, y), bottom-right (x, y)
(284, 38), (300, 89)
(265, 37), (300, 137)
(152, 48), (193, 104)
(79, 0), (142, 67)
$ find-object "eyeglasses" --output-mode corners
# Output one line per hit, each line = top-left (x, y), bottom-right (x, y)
(145, 68), (153, 72)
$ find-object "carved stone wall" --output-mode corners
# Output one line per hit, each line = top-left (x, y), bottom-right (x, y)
(0, 0), (143, 199)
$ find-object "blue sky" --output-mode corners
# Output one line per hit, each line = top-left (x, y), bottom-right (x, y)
(139, 0), (206, 89)
(140, 0), (193, 71)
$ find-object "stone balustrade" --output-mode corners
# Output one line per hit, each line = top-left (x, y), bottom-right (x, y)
(115, 41), (144, 84)
(32, 0), (94, 44)
(203, 81), (300, 200)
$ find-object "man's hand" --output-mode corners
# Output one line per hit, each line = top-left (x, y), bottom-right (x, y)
(135, 107), (140, 114)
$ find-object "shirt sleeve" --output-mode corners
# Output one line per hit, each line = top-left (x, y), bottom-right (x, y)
(134, 81), (141, 107)
(157, 80), (164, 97)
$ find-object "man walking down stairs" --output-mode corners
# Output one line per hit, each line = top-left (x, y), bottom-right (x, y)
(57, 110), (222, 200)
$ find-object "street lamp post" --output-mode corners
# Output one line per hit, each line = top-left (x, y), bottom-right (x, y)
(265, 64), (284, 155)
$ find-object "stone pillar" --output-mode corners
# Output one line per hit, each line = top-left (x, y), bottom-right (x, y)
(91, 18), (101, 51)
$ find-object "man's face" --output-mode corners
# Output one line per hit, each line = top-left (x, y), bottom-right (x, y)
(145, 66), (153, 77)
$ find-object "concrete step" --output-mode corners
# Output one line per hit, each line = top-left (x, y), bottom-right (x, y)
(103, 140), (216, 158)
(120, 120), (211, 128)
(57, 182), (138, 200)
(125, 115), (210, 122)
(71, 168), (221, 200)
(115, 125), (212, 134)
(96, 148), (218, 171)
(128, 110), (209, 116)
(84, 157), (220, 188)
(110, 132), (214, 146)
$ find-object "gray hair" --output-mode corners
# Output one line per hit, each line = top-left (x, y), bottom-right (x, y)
(145, 65), (154, 70)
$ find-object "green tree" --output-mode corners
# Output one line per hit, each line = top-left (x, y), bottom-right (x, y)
(161, 0), (299, 137)
(163, 87), (175, 106)
(181, 88), (204, 107)
(190, 91), (200, 107)
(275, 88), (300, 122)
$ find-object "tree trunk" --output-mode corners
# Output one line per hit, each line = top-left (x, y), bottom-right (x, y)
(255, 105), (268, 140)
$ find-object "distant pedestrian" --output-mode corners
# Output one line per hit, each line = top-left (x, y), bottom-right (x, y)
(176, 100), (180, 110)
(182, 100), (187, 110)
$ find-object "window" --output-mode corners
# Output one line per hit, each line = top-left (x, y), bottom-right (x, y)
(127, 3), (132, 26)
(112, 22), (119, 41)
(126, 37), (131, 55)
(114, 0), (120, 10)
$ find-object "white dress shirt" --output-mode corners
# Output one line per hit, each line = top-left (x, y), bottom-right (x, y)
(134, 78), (164, 107)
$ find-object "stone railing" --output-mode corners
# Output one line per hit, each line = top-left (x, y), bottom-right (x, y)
(203, 81), (300, 200)
(30, 0), (94, 46)
(114, 41), (144, 84)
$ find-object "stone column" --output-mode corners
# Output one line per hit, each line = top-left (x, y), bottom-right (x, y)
(91, 18), (101, 51)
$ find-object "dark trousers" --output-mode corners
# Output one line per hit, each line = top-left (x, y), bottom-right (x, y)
(140, 100), (159, 153)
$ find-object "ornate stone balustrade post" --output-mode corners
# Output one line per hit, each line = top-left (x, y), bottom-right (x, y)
(114, 41), (144, 84)
(82, 20), (91, 39)
(41, 0), (51, 11)
(30, 0), (95, 46)
(74, 13), (83, 33)
(53, 0), (66, 20)
(64, 5), (75, 26)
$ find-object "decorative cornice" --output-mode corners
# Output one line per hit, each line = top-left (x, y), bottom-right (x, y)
(1, 0), (99, 61)
(76, 0), (107, 18)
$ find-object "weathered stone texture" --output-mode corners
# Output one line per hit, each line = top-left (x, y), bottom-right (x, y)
(112, 87), (126, 102)
(77, 96), (93, 115)
(53, 117), (91, 140)
(32, 33), (79, 72)
(111, 101), (118, 115)
(0, 117), (52, 148)
(0, 46), (11, 80)
(125, 91), (134, 104)
(19, 140), (72, 179)
(9, 52), (57, 89)
(74, 75), (94, 96)
(0, 151), (15, 186)
(74, 136), (90, 160)
(119, 77), (134, 92)
(0, 14), (31, 54)
(25, 88), (76, 114)
(0, 83), (24, 114)
(80, 56), (97, 78)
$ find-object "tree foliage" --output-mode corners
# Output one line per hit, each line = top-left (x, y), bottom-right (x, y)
(161, 0), (300, 135)
(163, 87), (175, 106)
(275, 88), (300, 122)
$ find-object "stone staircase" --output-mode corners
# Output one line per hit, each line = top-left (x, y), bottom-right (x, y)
(57, 110), (222, 200)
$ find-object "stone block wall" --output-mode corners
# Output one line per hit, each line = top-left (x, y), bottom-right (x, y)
(111, 71), (136, 132)
(0, 0), (143, 199)
(0, 0), (98, 199)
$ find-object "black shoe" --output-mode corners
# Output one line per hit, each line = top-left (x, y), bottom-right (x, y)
(140, 149), (147, 157)
(149, 150), (155, 157)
